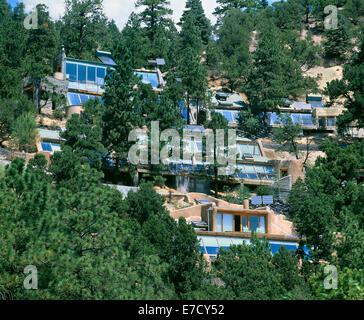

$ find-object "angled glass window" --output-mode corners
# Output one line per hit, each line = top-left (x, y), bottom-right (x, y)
(260, 216), (266, 232)
(80, 94), (90, 103)
(231, 111), (239, 123)
(97, 67), (106, 85)
(217, 214), (222, 233)
(87, 66), (96, 83)
(68, 93), (81, 106)
(78, 64), (86, 83)
(66, 63), (77, 82)
(249, 216), (259, 232)
(222, 214), (233, 232)
(327, 117), (335, 127)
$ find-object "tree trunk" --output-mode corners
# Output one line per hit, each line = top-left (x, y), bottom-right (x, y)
(187, 93), (190, 125)
(33, 78), (41, 114)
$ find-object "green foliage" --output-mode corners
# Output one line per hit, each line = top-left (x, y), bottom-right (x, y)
(222, 184), (251, 204)
(135, 0), (173, 44)
(237, 109), (266, 139)
(61, 113), (106, 170)
(309, 265), (364, 300)
(244, 24), (317, 115)
(101, 42), (144, 168)
(179, 0), (211, 46)
(216, 9), (252, 91)
(255, 185), (273, 196)
(61, 0), (107, 60)
(212, 235), (286, 299)
(288, 140), (364, 263)
(176, 46), (208, 124)
(343, 0), (364, 25)
(153, 175), (166, 187)
(11, 112), (38, 152)
(326, 30), (364, 131)
(323, 14), (352, 61)
(271, 114), (302, 159)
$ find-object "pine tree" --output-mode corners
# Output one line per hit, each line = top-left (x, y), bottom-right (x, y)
(244, 24), (316, 116)
(24, 4), (60, 113)
(101, 42), (145, 171)
(61, 0), (107, 60)
(323, 14), (352, 62)
(180, 13), (204, 54)
(176, 46), (208, 125)
(325, 30), (364, 130)
(121, 13), (149, 69)
(61, 114), (106, 171)
(179, 0), (211, 45)
(216, 9), (252, 91)
(135, 0), (173, 44)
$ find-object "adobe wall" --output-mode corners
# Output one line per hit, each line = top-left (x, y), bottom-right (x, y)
(169, 203), (212, 221)
(67, 106), (84, 119)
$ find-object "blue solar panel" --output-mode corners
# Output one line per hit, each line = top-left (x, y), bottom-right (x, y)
(41, 142), (52, 152)
(136, 72), (159, 88)
(96, 52), (117, 66)
(79, 94), (90, 103)
(251, 196), (262, 205)
(301, 114), (314, 126)
(310, 101), (324, 108)
(262, 195), (274, 204)
(181, 107), (188, 120)
(206, 247), (220, 255)
(68, 93), (81, 106)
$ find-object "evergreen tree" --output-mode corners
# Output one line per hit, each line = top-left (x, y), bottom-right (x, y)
(10, 112), (38, 153)
(217, 9), (252, 91)
(179, 0), (212, 45)
(24, 4), (60, 113)
(244, 24), (316, 116)
(323, 14), (351, 61)
(180, 13), (204, 54)
(135, 0), (173, 44)
(101, 42), (144, 171)
(61, 114), (106, 171)
(325, 31), (364, 130)
(214, 0), (259, 23)
(343, 0), (364, 26)
(120, 13), (149, 69)
(212, 235), (286, 299)
(61, 0), (107, 60)
(176, 47), (208, 125)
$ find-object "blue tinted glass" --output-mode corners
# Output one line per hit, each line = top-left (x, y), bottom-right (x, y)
(41, 142), (52, 152)
(87, 66), (96, 82)
(327, 118), (335, 126)
(97, 68), (106, 84)
(182, 107), (188, 120)
(78, 64), (86, 82)
(291, 114), (301, 124)
(223, 111), (233, 122)
(302, 114), (314, 126)
(206, 246), (220, 255)
(223, 214), (233, 232)
(66, 63), (77, 81)
(270, 244), (282, 255)
(242, 216), (246, 227)
(68, 93), (81, 105)
(249, 216), (259, 231)
(136, 72), (159, 88)
(260, 216), (265, 231)
(231, 111), (239, 123)
(217, 214), (222, 232)
(80, 94), (90, 103)
(283, 244), (298, 252)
